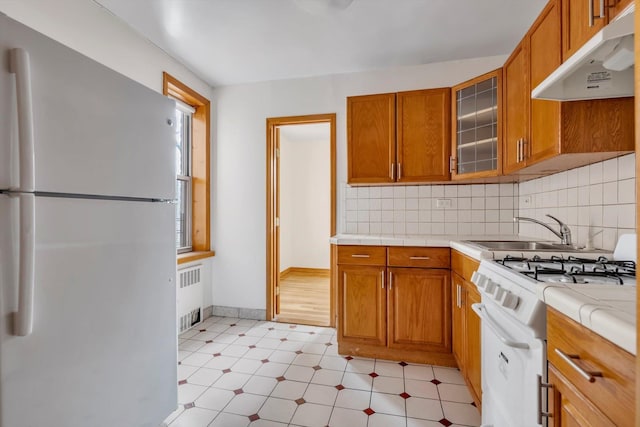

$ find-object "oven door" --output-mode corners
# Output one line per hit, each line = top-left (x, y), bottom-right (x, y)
(472, 300), (547, 427)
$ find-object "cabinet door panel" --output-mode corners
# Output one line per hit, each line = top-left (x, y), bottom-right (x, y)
(503, 41), (529, 174)
(562, 0), (607, 62)
(388, 268), (450, 352)
(338, 265), (386, 346)
(347, 94), (396, 184)
(451, 274), (465, 365)
(396, 89), (450, 182)
(529, 0), (561, 165)
(465, 283), (482, 404)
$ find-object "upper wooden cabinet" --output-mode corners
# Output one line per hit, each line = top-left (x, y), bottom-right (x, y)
(502, 39), (529, 175)
(347, 89), (450, 184)
(451, 69), (503, 180)
(562, 0), (633, 62)
(347, 93), (396, 184)
(503, 0), (634, 176)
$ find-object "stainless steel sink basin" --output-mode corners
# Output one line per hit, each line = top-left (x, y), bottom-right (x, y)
(464, 240), (578, 251)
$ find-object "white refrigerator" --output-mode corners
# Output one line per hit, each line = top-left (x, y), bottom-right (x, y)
(0, 14), (178, 427)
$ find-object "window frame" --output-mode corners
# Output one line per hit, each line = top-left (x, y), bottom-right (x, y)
(163, 72), (214, 264)
(175, 101), (194, 253)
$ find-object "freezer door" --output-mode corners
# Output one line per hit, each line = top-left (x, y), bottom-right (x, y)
(0, 15), (176, 199)
(0, 195), (177, 427)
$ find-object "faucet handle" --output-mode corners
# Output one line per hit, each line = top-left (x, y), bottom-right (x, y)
(545, 214), (566, 226)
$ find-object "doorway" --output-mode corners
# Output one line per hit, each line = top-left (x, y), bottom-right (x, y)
(266, 114), (336, 327)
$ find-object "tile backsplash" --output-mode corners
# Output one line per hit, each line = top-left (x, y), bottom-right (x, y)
(342, 182), (519, 236)
(517, 154), (636, 251)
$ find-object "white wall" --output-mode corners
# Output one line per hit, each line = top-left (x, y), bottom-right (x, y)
(518, 154), (636, 251)
(279, 133), (331, 272)
(211, 55), (507, 310)
(0, 0), (215, 307)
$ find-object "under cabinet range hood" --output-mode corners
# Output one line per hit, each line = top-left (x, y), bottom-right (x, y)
(532, 9), (634, 101)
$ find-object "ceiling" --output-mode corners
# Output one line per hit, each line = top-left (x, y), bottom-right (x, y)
(95, 0), (548, 87)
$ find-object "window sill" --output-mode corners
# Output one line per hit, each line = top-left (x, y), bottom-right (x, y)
(177, 250), (215, 265)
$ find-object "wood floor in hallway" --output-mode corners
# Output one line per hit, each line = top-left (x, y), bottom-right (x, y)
(276, 269), (330, 327)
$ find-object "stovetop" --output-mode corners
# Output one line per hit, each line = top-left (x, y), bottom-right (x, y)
(496, 254), (636, 286)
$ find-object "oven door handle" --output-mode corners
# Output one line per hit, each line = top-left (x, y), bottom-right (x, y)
(471, 303), (530, 349)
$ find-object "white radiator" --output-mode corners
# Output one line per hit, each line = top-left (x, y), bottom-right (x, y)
(177, 264), (203, 333)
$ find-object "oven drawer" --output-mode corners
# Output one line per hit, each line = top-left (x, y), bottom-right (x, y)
(337, 245), (386, 266)
(387, 247), (450, 268)
(547, 307), (635, 427)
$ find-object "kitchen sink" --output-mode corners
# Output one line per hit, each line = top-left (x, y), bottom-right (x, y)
(463, 240), (579, 251)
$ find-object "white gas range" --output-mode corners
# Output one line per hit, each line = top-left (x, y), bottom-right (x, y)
(469, 249), (636, 427)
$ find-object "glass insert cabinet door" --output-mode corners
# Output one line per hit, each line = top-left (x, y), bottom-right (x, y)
(451, 69), (502, 179)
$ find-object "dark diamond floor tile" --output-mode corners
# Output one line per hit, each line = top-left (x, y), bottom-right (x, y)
(439, 418), (452, 426)
(399, 392), (411, 399)
(398, 361), (408, 367)
(295, 398), (306, 405)
(178, 380), (187, 386)
(276, 376), (286, 382)
(312, 365), (322, 371)
(335, 384), (345, 390)
(344, 356), (353, 361)
(184, 402), (195, 409)
(222, 369), (231, 374)
(233, 388), (244, 395)
(369, 372), (379, 378)
(248, 414), (260, 422)
(363, 408), (375, 416)
(431, 379), (441, 385)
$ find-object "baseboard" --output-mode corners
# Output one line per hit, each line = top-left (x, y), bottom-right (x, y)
(280, 267), (330, 279)
(203, 305), (213, 319)
(212, 305), (266, 320)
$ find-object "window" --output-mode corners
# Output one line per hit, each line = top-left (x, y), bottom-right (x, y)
(163, 72), (214, 263)
(174, 101), (194, 252)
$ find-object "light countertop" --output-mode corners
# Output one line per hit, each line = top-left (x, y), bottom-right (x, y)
(331, 233), (636, 355)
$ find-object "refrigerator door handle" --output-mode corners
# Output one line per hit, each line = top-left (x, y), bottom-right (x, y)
(9, 48), (36, 192)
(15, 193), (36, 336)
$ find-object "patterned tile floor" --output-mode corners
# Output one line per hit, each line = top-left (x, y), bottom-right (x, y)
(165, 316), (481, 427)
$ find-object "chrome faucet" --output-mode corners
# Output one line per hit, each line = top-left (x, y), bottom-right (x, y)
(513, 214), (573, 246)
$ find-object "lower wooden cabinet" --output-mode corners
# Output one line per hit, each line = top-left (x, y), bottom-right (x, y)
(388, 268), (450, 352)
(451, 250), (482, 408)
(546, 308), (635, 427)
(335, 245), (455, 366)
(337, 265), (386, 346)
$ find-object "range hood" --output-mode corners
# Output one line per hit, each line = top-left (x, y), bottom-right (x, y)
(531, 9), (634, 101)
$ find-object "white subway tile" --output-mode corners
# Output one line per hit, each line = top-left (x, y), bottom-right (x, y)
(500, 184), (515, 196)
(406, 211), (419, 223)
(578, 165), (590, 186)
(357, 199), (369, 210)
(486, 210), (500, 222)
(618, 178), (635, 204)
(567, 188), (578, 206)
(485, 184), (499, 197)
(471, 211), (485, 222)
(557, 189), (567, 207)
(357, 223), (370, 234)
(381, 210), (394, 222)
(393, 211), (405, 222)
(458, 210), (472, 222)
(566, 206), (578, 227)
(589, 184), (603, 206)
(589, 206), (603, 228)
(419, 198), (431, 210)
(444, 223), (458, 234)
(457, 223), (472, 235)
(458, 185), (472, 197)
(419, 186), (432, 198)
(381, 199), (394, 210)
(589, 162), (603, 184)
(577, 186), (590, 206)
(357, 187), (370, 198)
(419, 211), (432, 222)
(486, 223), (500, 235)
(602, 182), (618, 205)
(393, 187), (406, 199)
(471, 184), (485, 197)
(471, 198), (485, 210)
(618, 153), (635, 180)
(618, 204), (636, 229)
(500, 210), (514, 222)
(406, 198), (419, 210)
(458, 198), (471, 210)
(499, 222), (514, 235)
(432, 185), (445, 197)
(346, 199), (357, 211)
(370, 222), (382, 234)
(431, 223), (445, 234)
(394, 223), (405, 234)
(500, 196), (514, 209)
(577, 206), (590, 226)
(346, 186), (358, 199)
(603, 206), (617, 228)
(369, 199), (381, 210)
(471, 224), (486, 235)
(357, 211), (369, 222)
(393, 199), (405, 211)
(406, 223), (419, 234)
(486, 197), (500, 210)
(567, 168), (579, 188)
(406, 186), (419, 198)
(445, 211), (458, 223)
(419, 223), (432, 234)
(346, 222), (357, 233)
(432, 210), (445, 222)
(381, 222), (394, 234)
(370, 211), (382, 222)
(380, 187), (394, 198)
(444, 186), (458, 198)
(602, 228), (618, 251)
(602, 158), (618, 183)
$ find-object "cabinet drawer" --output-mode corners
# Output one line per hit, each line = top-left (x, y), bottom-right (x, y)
(387, 247), (450, 268)
(337, 245), (386, 266)
(547, 308), (635, 427)
(451, 250), (480, 282)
